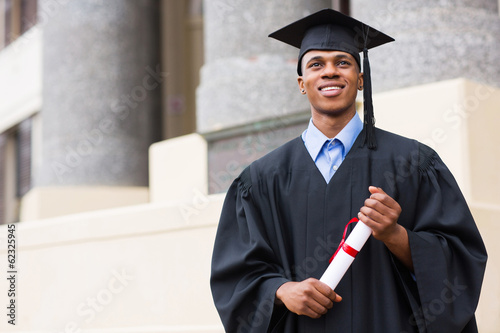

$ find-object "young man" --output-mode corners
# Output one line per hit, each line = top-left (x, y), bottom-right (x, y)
(211, 9), (487, 333)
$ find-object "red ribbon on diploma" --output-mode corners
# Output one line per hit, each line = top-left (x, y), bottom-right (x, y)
(329, 217), (361, 263)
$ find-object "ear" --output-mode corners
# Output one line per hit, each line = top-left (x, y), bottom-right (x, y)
(297, 76), (305, 93)
(358, 72), (364, 90)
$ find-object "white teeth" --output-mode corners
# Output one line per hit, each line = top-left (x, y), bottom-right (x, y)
(321, 86), (342, 91)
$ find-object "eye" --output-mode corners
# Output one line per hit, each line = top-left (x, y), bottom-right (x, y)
(338, 60), (351, 67)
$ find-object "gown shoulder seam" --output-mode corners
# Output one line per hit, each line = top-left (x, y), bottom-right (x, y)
(239, 166), (253, 192)
(418, 143), (437, 173)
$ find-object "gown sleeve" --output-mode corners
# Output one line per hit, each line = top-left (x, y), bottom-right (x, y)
(210, 166), (290, 333)
(406, 144), (487, 332)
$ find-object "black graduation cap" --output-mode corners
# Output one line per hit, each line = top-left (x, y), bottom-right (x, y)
(268, 9), (394, 149)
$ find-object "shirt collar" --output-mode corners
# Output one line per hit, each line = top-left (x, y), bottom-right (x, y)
(301, 113), (363, 161)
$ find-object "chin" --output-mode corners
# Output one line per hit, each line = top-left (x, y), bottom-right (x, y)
(316, 106), (353, 116)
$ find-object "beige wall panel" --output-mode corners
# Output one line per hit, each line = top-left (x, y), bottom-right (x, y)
(20, 186), (150, 221)
(465, 80), (500, 206)
(0, 194), (225, 332)
(149, 133), (208, 203)
(373, 78), (491, 200)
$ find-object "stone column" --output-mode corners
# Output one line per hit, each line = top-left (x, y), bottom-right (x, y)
(350, 0), (500, 92)
(22, 0), (161, 219)
(198, 0), (331, 193)
(38, 0), (161, 187)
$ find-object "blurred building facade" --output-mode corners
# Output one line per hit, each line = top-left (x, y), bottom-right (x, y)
(0, 0), (499, 332)
(0, 0), (205, 223)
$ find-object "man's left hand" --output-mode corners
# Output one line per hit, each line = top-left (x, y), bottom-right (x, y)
(358, 186), (414, 271)
(358, 186), (402, 243)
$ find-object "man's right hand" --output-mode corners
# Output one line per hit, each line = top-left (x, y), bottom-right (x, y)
(275, 278), (342, 318)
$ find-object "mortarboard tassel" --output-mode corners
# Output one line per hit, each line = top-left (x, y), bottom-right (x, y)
(362, 47), (376, 150)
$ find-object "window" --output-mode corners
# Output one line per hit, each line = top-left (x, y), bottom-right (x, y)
(160, 0), (203, 139)
(0, 118), (32, 224)
(1, 0), (37, 50)
(16, 117), (32, 198)
(332, 0), (350, 15)
(0, 133), (8, 224)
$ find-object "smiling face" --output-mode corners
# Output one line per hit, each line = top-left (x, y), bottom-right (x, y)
(298, 50), (363, 120)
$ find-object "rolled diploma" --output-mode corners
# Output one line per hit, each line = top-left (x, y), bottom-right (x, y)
(319, 221), (372, 290)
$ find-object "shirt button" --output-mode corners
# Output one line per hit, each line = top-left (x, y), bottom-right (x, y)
(333, 165), (338, 171)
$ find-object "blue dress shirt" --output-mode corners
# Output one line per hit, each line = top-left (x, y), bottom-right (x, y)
(301, 114), (363, 183)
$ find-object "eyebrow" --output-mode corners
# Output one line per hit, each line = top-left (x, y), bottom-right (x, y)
(304, 53), (352, 64)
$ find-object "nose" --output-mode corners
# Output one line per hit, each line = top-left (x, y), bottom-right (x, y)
(322, 62), (339, 78)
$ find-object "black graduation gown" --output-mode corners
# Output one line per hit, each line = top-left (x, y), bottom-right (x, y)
(210, 128), (487, 333)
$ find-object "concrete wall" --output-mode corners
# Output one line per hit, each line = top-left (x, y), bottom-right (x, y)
(0, 79), (498, 332)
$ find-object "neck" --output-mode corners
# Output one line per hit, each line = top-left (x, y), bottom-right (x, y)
(311, 110), (356, 138)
